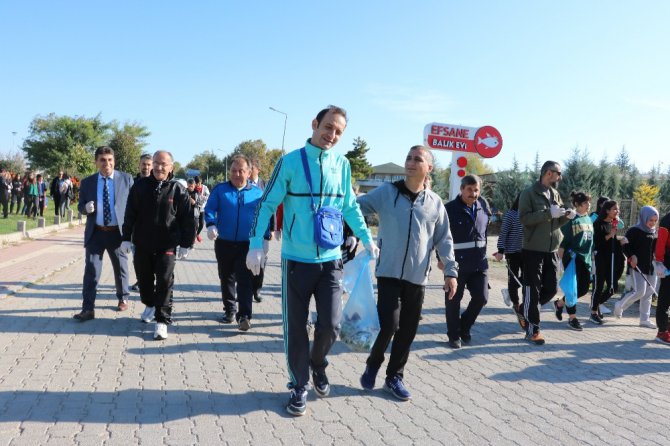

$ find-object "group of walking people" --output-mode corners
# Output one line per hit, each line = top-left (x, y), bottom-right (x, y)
(496, 161), (670, 346)
(66, 104), (670, 421)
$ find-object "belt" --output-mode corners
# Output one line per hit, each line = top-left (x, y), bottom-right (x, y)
(453, 240), (486, 250)
(95, 225), (119, 232)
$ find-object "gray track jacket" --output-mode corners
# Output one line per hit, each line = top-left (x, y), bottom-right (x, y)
(357, 181), (458, 285)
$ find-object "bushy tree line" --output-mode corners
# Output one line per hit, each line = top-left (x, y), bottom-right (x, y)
(491, 146), (669, 214)
(20, 113), (149, 178)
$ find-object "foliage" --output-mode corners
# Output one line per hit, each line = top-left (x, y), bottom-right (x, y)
(108, 122), (150, 175)
(0, 150), (27, 174)
(345, 137), (373, 183)
(186, 150), (226, 183)
(492, 158), (532, 212)
(633, 182), (660, 207)
(22, 113), (111, 177)
(558, 146), (596, 202)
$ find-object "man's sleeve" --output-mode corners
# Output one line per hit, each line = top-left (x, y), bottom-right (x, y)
(356, 185), (383, 217)
(121, 184), (137, 242)
(204, 185), (218, 227)
(77, 177), (88, 215)
(341, 159), (371, 245)
(249, 157), (288, 249)
(177, 187), (195, 248)
(435, 203), (458, 278)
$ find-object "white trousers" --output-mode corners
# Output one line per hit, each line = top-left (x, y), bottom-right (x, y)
(619, 270), (657, 322)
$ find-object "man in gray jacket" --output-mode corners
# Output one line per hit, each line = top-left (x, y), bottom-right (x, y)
(357, 145), (458, 401)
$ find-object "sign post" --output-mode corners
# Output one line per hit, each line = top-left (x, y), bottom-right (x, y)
(423, 123), (503, 200)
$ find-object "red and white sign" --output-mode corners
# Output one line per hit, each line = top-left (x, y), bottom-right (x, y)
(423, 122), (503, 158)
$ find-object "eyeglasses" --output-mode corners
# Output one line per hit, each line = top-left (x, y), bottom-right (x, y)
(550, 170), (562, 176)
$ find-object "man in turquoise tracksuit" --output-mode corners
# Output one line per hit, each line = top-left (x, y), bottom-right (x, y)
(247, 105), (378, 417)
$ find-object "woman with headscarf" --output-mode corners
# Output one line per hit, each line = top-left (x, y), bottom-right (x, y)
(613, 205), (659, 328)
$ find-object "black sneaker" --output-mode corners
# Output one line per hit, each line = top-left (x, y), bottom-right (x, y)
(553, 300), (563, 321)
(253, 290), (263, 303)
(460, 329), (472, 344)
(589, 313), (604, 325)
(384, 376), (411, 401)
(448, 339), (461, 349)
(220, 312), (235, 324)
(360, 366), (379, 390)
(568, 318), (583, 331)
(286, 387), (307, 416)
(312, 371), (330, 397)
(238, 316), (251, 331)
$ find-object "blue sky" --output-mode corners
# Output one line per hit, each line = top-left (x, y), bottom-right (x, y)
(1, 1), (668, 174)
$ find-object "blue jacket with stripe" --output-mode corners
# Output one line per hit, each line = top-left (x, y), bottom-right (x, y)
(249, 140), (372, 263)
(204, 181), (269, 242)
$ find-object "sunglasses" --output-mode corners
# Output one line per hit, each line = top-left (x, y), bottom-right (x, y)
(550, 170), (562, 176)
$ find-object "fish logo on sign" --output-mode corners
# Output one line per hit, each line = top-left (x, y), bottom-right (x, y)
(477, 134), (499, 149)
(474, 126), (503, 158)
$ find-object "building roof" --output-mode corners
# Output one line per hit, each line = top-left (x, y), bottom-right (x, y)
(372, 162), (405, 175)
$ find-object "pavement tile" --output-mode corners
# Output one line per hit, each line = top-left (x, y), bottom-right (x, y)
(0, 232), (669, 445)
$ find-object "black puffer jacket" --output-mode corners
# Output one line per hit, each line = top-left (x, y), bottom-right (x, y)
(122, 175), (194, 251)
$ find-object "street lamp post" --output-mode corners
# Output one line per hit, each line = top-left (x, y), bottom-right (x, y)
(269, 107), (287, 154)
(11, 131), (17, 151)
(217, 149), (228, 182)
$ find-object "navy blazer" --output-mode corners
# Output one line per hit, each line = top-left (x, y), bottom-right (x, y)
(78, 170), (134, 247)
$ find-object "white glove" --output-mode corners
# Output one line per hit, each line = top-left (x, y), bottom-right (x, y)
(85, 201), (95, 213)
(654, 261), (667, 278)
(550, 204), (565, 219)
(564, 208), (576, 220)
(120, 241), (134, 255)
(364, 241), (380, 259)
(274, 230), (282, 241)
(207, 226), (218, 240)
(246, 248), (265, 276)
(344, 236), (357, 254)
(177, 246), (190, 260)
(262, 239), (270, 255)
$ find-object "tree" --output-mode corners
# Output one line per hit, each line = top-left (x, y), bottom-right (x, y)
(492, 157), (532, 212)
(620, 165), (642, 199)
(108, 122), (150, 175)
(591, 157), (621, 201)
(614, 146), (631, 172)
(0, 150), (27, 174)
(633, 182), (660, 207)
(186, 150), (226, 183)
(659, 166), (670, 205)
(22, 113), (111, 177)
(344, 137), (373, 183)
(558, 146), (596, 202)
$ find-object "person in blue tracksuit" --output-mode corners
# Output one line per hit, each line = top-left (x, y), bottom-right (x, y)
(205, 154), (268, 331)
(246, 105), (378, 417)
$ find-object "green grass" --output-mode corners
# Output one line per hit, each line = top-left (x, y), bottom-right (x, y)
(0, 212), (50, 234)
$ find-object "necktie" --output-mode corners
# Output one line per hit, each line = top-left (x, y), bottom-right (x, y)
(103, 177), (111, 226)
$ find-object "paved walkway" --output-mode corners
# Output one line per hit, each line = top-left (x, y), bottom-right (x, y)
(0, 232), (668, 445)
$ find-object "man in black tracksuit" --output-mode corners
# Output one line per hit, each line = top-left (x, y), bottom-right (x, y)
(121, 151), (194, 340)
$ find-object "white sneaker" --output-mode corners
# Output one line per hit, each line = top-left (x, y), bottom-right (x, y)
(613, 302), (623, 319)
(501, 289), (512, 307)
(154, 322), (168, 340)
(599, 304), (611, 315)
(140, 306), (155, 323)
(639, 320), (657, 329)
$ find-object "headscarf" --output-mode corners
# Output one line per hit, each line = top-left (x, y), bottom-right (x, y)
(634, 205), (659, 234)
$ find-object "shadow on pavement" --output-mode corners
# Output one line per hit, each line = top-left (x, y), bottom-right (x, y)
(0, 389), (290, 422)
